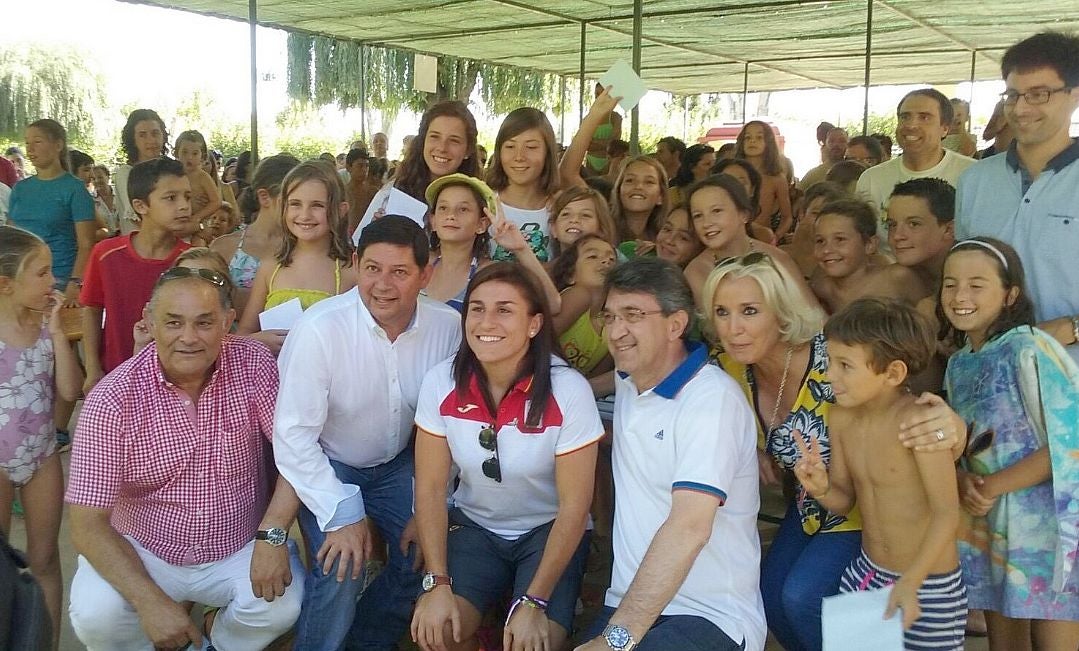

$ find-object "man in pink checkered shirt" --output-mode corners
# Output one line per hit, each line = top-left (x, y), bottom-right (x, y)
(65, 268), (304, 651)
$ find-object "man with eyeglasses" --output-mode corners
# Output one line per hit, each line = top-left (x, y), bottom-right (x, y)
(957, 31), (1079, 367)
(273, 216), (462, 650)
(576, 258), (765, 651)
(856, 88), (976, 254)
(845, 135), (885, 168)
(66, 267), (305, 650)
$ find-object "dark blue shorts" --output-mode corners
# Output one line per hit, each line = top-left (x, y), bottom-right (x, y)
(445, 507), (590, 632)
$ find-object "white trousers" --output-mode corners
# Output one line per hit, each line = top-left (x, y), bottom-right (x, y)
(69, 536), (304, 651)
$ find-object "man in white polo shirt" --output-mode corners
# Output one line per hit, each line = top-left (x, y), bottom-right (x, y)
(274, 216), (462, 651)
(576, 258), (766, 651)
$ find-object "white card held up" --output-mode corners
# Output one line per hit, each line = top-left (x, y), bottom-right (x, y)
(821, 587), (904, 651)
(385, 187), (430, 227)
(598, 60), (648, 112)
(259, 297), (303, 331)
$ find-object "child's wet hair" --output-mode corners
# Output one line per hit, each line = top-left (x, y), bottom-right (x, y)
(825, 297), (935, 377)
(817, 198), (877, 242)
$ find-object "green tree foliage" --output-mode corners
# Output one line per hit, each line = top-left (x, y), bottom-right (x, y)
(0, 44), (107, 146)
(208, 124), (251, 159)
(286, 34), (560, 117)
(271, 100), (344, 160)
(272, 133), (340, 161)
(841, 114), (898, 139)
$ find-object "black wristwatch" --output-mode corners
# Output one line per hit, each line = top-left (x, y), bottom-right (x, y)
(255, 527), (288, 546)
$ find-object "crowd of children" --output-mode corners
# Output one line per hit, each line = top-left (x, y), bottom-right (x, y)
(1, 29), (1078, 651)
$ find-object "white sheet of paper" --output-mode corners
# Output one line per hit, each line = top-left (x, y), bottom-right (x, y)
(821, 587), (904, 651)
(258, 297), (303, 331)
(598, 60), (648, 113)
(414, 54), (438, 94)
(385, 187), (429, 226)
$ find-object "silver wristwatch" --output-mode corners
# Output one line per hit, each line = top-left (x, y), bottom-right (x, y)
(255, 527), (288, 546)
(602, 624), (637, 651)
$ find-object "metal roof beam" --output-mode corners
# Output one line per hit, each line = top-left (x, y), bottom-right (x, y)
(873, 0), (1000, 64)
(585, 21), (841, 88)
(364, 19), (571, 45)
(480, 0), (842, 88)
(374, 1), (833, 46)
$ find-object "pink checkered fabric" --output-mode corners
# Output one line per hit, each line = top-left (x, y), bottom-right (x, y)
(66, 336), (278, 566)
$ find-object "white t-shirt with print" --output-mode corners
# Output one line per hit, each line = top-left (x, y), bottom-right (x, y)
(856, 149), (976, 251)
(415, 357), (603, 539)
(491, 199), (551, 262)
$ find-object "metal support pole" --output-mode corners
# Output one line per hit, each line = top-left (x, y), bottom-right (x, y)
(360, 45), (367, 141)
(559, 75), (567, 143)
(683, 95), (689, 142)
(579, 23), (587, 123)
(630, 0), (642, 155)
(248, 0), (259, 161)
(968, 50), (977, 103)
(741, 62), (749, 124)
(862, 0), (873, 136)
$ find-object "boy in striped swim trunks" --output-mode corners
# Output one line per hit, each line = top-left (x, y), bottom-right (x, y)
(794, 298), (966, 650)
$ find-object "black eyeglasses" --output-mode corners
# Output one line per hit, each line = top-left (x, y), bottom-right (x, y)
(159, 266), (228, 287)
(478, 425), (501, 482)
(999, 87), (1073, 106)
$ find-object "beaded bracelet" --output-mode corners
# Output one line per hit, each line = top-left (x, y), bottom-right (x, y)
(505, 594), (550, 627)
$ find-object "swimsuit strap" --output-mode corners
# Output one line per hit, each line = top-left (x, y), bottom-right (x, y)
(333, 263), (341, 293)
(268, 263), (283, 292)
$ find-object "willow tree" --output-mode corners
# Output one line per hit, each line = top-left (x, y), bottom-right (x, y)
(286, 34), (560, 121)
(0, 45), (107, 144)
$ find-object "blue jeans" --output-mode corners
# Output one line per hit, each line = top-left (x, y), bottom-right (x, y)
(760, 503), (861, 651)
(583, 605), (745, 651)
(293, 450), (420, 651)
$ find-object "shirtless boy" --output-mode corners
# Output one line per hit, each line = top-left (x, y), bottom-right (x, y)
(795, 298), (965, 650)
(781, 181), (847, 278)
(886, 179), (957, 392)
(810, 199), (922, 313)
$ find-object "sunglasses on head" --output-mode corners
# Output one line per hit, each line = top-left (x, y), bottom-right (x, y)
(478, 425), (501, 482)
(159, 266), (228, 287)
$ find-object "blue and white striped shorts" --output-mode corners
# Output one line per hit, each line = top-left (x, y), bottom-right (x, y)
(839, 549), (967, 651)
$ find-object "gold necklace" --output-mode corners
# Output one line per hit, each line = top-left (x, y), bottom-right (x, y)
(766, 345), (794, 432)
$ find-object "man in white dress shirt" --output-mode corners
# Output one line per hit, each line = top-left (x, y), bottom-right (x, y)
(274, 215), (462, 650)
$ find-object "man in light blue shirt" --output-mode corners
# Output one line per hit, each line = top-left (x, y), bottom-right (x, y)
(956, 31), (1079, 365)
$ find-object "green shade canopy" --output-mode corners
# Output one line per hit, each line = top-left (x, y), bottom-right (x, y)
(121, 0), (1079, 94)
